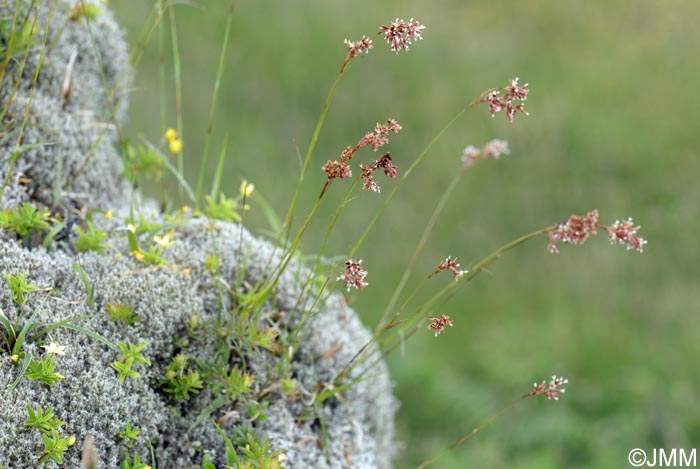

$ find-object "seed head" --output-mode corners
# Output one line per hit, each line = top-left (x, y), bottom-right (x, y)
(479, 77), (529, 122)
(602, 218), (647, 253)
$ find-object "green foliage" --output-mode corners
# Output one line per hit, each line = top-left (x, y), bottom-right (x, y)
(4, 272), (41, 305)
(0, 16), (37, 58)
(203, 194), (241, 222)
(119, 422), (140, 448)
(68, 3), (104, 21)
(204, 253), (220, 273)
(248, 326), (280, 354)
(122, 141), (165, 182)
(119, 451), (151, 469)
(74, 222), (109, 254)
(0, 203), (51, 240)
(38, 429), (74, 465)
(162, 354), (203, 401)
(130, 246), (167, 266)
(111, 341), (150, 382)
(224, 366), (255, 401)
(26, 355), (64, 386)
(24, 405), (62, 434)
(105, 301), (140, 325)
(72, 263), (95, 308)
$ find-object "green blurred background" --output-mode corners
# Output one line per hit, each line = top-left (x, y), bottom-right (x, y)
(112, 1), (700, 467)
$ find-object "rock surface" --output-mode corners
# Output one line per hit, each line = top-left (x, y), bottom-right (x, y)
(0, 1), (397, 467)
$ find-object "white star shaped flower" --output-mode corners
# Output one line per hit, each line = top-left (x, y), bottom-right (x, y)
(42, 342), (67, 355)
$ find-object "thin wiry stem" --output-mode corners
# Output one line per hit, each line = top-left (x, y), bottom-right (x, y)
(168, 5), (184, 200)
(1, 0), (53, 202)
(417, 398), (523, 468)
(195, 0), (236, 208)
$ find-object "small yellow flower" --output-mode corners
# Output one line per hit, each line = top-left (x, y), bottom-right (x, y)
(130, 250), (145, 262)
(126, 224), (136, 233)
(278, 453), (286, 462)
(169, 138), (183, 154)
(67, 435), (77, 446)
(42, 342), (67, 355)
(239, 180), (254, 197)
(153, 231), (175, 248)
(243, 203), (251, 212)
(181, 268), (191, 277)
(164, 127), (177, 141)
(105, 210), (113, 220)
(9, 354), (19, 363)
(181, 205), (189, 215)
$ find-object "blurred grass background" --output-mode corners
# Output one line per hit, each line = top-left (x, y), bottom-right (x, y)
(112, 1), (700, 467)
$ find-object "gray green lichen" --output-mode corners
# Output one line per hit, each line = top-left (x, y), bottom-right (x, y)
(0, 1), (397, 467)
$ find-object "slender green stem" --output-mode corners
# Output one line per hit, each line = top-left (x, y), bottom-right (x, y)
(157, 0), (166, 136)
(376, 166), (466, 335)
(417, 397), (524, 468)
(168, 5), (184, 200)
(338, 226), (553, 384)
(348, 106), (468, 259)
(69, 2), (169, 188)
(195, 0), (236, 208)
(1, 0), (53, 202)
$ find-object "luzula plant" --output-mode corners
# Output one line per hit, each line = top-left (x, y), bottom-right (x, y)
(0, 2), (646, 468)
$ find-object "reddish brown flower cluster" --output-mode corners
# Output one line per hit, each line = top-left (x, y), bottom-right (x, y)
(322, 119), (402, 182)
(479, 77), (529, 122)
(548, 210), (646, 254)
(343, 36), (373, 60)
(380, 18), (426, 53)
(601, 218), (647, 253)
(524, 375), (568, 401)
(427, 314), (453, 337)
(461, 139), (510, 169)
(338, 259), (368, 291)
(360, 153), (397, 192)
(548, 210), (599, 253)
(429, 256), (466, 281)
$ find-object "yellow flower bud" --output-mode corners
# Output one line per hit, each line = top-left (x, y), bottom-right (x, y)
(105, 210), (113, 220)
(169, 138), (183, 154)
(164, 128), (177, 141)
(240, 180), (254, 197)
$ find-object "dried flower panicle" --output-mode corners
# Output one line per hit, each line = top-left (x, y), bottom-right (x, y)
(323, 119), (401, 182)
(429, 256), (466, 281)
(360, 153), (398, 192)
(427, 314), (453, 337)
(338, 259), (368, 291)
(380, 18), (426, 53)
(461, 139), (510, 169)
(479, 77), (529, 122)
(602, 218), (647, 253)
(548, 210), (599, 253)
(524, 375), (568, 401)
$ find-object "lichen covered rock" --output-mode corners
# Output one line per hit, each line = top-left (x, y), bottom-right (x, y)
(0, 1), (397, 467)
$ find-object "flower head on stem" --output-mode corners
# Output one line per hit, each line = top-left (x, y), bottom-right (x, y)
(360, 153), (398, 192)
(601, 218), (647, 253)
(323, 119), (401, 181)
(479, 77), (529, 122)
(338, 259), (368, 291)
(548, 210), (599, 253)
(429, 256), (466, 280)
(380, 18), (426, 53)
(461, 139), (510, 169)
(524, 375), (569, 401)
(427, 314), (453, 337)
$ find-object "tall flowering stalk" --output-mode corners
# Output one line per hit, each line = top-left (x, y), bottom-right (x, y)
(418, 375), (569, 468)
